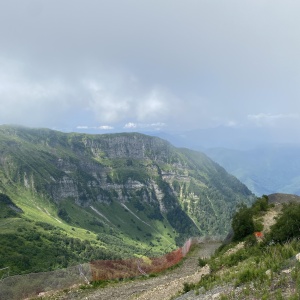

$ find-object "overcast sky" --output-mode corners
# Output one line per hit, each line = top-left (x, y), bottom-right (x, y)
(0, 0), (300, 142)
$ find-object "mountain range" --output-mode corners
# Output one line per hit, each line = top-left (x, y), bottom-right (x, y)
(144, 127), (300, 196)
(205, 145), (300, 196)
(0, 125), (254, 275)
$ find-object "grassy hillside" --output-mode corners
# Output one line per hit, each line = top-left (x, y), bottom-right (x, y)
(0, 125), (254, 275)
(178, 194), (300, 299)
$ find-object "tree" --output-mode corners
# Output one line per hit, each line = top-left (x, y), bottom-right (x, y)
(232, 204), (254, 241)
(252, 195), (269, 214)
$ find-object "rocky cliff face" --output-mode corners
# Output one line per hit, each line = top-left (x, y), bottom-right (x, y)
(84, 134), (172, 160)
(0, 126), (254, 239)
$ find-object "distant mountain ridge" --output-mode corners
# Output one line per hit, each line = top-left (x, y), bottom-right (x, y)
(143, 128), (300, 197)
(205, 145), (300, 196)
(0, 125), (254, 274)
(268, 193), (300, 204)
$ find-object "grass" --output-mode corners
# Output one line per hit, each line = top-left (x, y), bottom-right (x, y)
(180, 239), (300, 299)
(176, 199), (300, 299)
(0, 184), (181, 276)
(89, 200), (177, 254)
(6, 184), (175, 253)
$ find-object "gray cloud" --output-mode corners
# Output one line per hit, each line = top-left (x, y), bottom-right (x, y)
(0, 58), (82, 127)
(248, 113), (300, 128)
(0, 0), (299, 139)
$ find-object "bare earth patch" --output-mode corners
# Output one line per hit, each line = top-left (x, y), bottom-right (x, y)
(262, 205), (281, 234)
(223, 242), (245, 256)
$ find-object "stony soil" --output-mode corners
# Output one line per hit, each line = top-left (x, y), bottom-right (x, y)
(261, 204), (281, 234)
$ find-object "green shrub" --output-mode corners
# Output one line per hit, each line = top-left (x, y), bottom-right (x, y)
(198, 258), (207, 267)
(91, 280), (111, 288)
(232, 204), (254, 241)
(252, 196), (269, 214)
(245, 234), (258, 247)
(197, 273), (220, 291)
(268, 203), (300, 243)
(235, 267), (266, 287)
(183, 282), (195, 293)
(254, 220), (264, 232)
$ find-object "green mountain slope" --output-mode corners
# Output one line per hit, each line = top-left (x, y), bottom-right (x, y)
(0, 125), (254, 274)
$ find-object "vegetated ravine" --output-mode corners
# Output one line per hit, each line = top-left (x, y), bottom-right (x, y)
(0, 125), (254, 276)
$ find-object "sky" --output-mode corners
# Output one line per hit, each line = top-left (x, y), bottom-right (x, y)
(0, 0), (300, 145)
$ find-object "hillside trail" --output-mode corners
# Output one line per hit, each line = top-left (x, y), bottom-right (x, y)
(59, 242), (220, 300)
(261, 204), (281, 234)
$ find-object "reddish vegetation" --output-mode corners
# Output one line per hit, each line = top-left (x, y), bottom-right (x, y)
(90, 239), (193, 281)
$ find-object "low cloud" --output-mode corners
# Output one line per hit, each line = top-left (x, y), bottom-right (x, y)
(247, 113), (300, 127)
(98, 125), (114, 130)
(225, 120), (239, 127)
(124, 122), (166, 130)
(76, 126), (89, 129)
(76, 125), (114, 130)
(124, 122), (137, 129)
(83, 74), (182, 127)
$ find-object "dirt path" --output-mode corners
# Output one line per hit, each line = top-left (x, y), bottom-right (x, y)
(60, 242), (220, 300)
(262, 204), (281, 234)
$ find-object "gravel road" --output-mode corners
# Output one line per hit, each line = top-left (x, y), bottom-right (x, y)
(59, 242), (220, 300)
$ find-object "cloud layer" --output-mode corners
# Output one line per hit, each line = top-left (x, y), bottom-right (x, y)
(0, 0), (300, 138)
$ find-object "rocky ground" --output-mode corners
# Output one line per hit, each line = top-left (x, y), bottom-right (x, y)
(173, 268), (298, 300)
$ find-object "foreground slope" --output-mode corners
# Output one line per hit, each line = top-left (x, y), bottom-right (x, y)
(174, 194), (300, 299)
(0, 125), (254, 274)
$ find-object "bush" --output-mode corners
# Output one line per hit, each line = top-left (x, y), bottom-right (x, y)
(232, 204), (254, 241)
(252, 196), (269, 214)
(268, 203), (300, 243)
(235, 267), (267, 287)
(183, 282), (195, 293)
(197, 273), (220, 291)
(198, 258), (207, 267)
(254, 220), (264, 232)
(245, 234), (257, 247)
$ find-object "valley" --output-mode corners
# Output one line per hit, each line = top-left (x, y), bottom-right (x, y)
(0, 125), (254, 276)
(1, 126), (300, 299)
